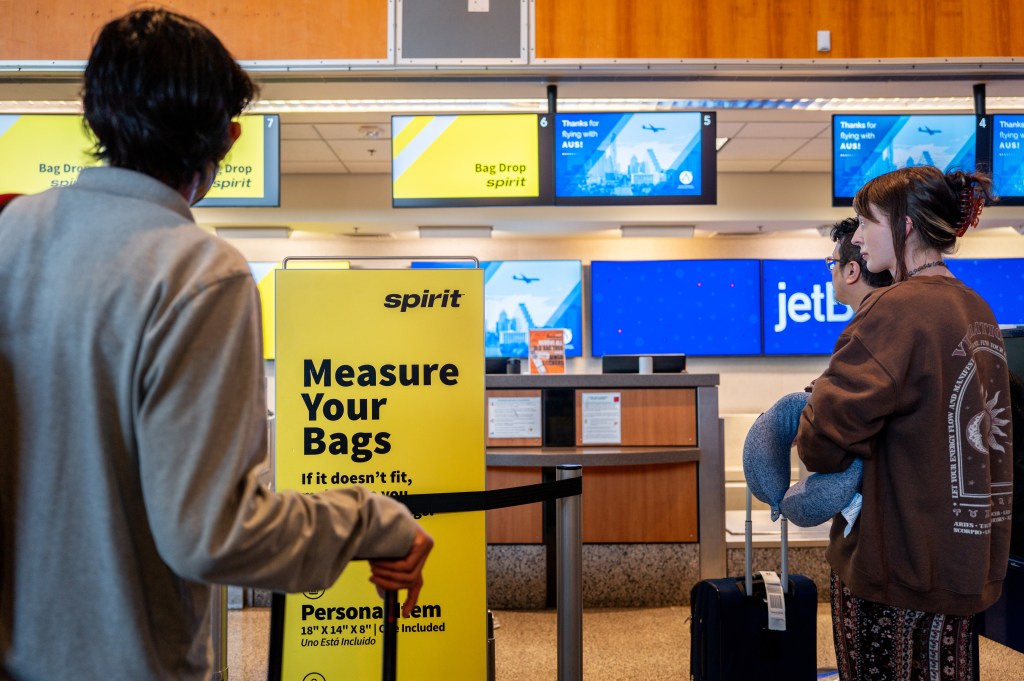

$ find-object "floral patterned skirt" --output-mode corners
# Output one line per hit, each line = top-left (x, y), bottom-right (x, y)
(830, 571), (976, 681)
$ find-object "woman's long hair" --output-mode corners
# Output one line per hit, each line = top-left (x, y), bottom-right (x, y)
(853, 166), (994, 282)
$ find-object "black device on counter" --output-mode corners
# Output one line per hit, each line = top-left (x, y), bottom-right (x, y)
(601, 354), (686, 374)
(485, 357), (522, 374)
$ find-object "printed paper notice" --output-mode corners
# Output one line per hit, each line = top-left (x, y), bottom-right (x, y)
(488, 397), (542, 439)
(581, 392), (622, 444)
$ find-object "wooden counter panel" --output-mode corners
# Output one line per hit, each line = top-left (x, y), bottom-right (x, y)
(486, 466), (543, 544)
(9, 1), (1020, 63)
(486, 462), (698, 543)
(485, 389), (543, 448)
(1, 0), (388, 61)
(575, 388), (696, 447)
(534, 0), (1023, 60)
(582, 462), (698, 543)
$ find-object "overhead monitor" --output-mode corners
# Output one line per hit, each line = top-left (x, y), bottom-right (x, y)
(590, 259), (761, 357)
(391, 113), (553, 207)
(482, 260), (583, 358)
(195, 114), (281, 207)
(762, 260), (857, 356)
(410, 261), (476, 269)
(832, 114), (978, 207)
(554, 111), (717, 205)
(0, 114), (280, 207)
(990, 114), (1024, 206)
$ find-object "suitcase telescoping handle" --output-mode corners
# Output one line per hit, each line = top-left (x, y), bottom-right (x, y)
(744, 487), (788, 597)
(382, 589), (399, 681)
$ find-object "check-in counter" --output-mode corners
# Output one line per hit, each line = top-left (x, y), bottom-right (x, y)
(484, 373), (724, 581)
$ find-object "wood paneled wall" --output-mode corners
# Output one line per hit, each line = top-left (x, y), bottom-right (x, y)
(485, 463), (698, 543)
(534, 0), (1022, 60)
(3, 1), (1019, 63)
(581, 463), (698, 543)
(486, 467), (543, 543)
(0, 0), (388, 61)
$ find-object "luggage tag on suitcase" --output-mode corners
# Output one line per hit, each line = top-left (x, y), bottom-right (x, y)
(759, 570), (786, 631)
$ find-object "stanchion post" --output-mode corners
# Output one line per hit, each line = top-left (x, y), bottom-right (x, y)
(210, 584), (228, 681)
(487, 610), (496, 681)
(555, 464), (582, 681)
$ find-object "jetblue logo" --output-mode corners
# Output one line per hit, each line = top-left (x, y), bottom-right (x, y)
(773, 282), (852, 332)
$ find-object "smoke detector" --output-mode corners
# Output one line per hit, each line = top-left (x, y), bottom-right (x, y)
(358, 125), (386, 139)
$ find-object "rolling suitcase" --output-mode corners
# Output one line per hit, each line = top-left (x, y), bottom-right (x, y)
(689, 489), (818, 681)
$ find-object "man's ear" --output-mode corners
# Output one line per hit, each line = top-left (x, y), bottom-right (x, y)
(224, 121), (242, 153)
(846, 261), (862, 285)
(904, 216), (913, 237)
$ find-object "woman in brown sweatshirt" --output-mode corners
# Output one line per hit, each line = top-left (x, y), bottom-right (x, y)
(796, 166), (1013, 681)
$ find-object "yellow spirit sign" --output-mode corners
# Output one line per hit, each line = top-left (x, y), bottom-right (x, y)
(274, 267), (487, 680)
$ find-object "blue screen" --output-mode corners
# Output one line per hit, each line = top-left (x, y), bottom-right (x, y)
(762, 260), (856, 356)
(590, 260), (762, 357)
(482, 260), (583, 358)
(195, 114), (280, 208)
(991, 115), (1024, 199)
(833, 114), (977, 202)
(946, 259), (1024, 326)
(555, 112), (705, 199)
(410, 261), (476, 269)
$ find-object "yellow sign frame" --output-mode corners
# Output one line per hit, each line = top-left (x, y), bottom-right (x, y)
(272, 263), (487, 680)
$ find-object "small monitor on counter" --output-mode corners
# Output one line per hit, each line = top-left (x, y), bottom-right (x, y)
(601, 354), (686, 374)
(485, 357), (523, 374)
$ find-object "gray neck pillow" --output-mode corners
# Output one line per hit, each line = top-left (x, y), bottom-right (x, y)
(742, 391), (863, 531)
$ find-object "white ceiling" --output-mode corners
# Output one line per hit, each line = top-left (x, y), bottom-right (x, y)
(4, 63), (1024, 236)
(278, 114), (836, 176)
(255, 65), (1021, 178)
(256, 69), (1024, 237)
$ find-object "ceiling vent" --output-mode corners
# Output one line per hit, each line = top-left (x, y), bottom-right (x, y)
(418, 226), (493, 239)
(214, 226), (291, 239)
(619, 224), (694, 238)
(344, 227), (396, 239)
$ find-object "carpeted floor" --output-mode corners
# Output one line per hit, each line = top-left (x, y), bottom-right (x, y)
(228, 603), (1024, 680)
(491, 604), (836, 680)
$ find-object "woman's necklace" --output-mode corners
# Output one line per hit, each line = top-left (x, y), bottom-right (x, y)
(907, 260), (947, 277)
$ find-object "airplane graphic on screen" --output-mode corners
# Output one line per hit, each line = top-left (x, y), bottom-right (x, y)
(918, 126), (942, 135)
(512, 274), (539, 283)
(642, 123), (665, 133)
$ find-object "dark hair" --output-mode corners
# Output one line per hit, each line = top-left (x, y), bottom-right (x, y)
(82, 9), (257, 190)
(830, 217), (893, 289)
(852, 166), (994, 282)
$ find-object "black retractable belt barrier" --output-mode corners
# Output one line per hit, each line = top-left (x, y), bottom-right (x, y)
(269, 477), (583, 681)
(380, 477), (582, 679)
(381, 477), (583, 679)
(398, 477), (582, 516)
